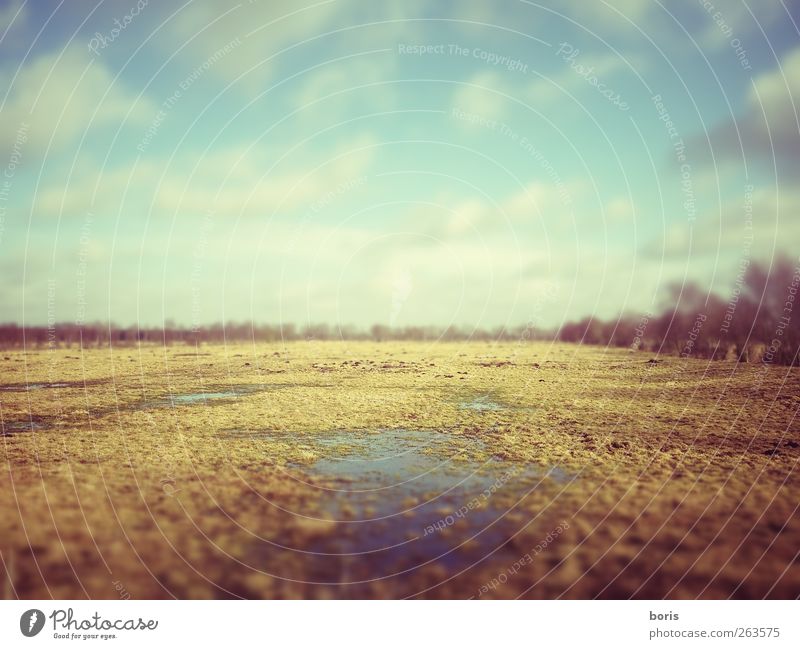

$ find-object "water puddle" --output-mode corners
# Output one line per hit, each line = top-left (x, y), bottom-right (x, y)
(457, 393), (539, 415)
(459, 395), (503, 411)
(0, 379), (108, 392)
(237, 428), (572, 595)
(172, 391), (242, 404)
(136, 383), (330, 409)
(1, 420), (46, 435)
(0, 382), (71, 391)
(137, 390), (247, 409)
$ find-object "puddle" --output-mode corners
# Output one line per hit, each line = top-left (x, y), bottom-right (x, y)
(459, 395), (503, 411)
(238, 428), (573, 595)
(171, 391), (242, 404)
(137, 390), (248, 409)
(0, 382), (71, 391)
(136, 383), (330, 409)
(1, 420), (45, 435)
(457, 393), (539, 414)
(0, 379), (108, 392)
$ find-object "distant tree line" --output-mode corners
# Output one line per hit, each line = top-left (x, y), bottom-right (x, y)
(556, 257), (800, 366)
(0, 321), (549, 348)
(1, 259), (797, 365)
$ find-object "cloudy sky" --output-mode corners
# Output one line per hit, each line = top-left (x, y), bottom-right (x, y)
(0, 0), (798, 331)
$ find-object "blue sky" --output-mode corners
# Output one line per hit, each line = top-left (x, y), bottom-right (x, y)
(0, 0), (798, 330)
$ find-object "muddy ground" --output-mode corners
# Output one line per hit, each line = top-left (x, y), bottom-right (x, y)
(1, 342), (798, 598)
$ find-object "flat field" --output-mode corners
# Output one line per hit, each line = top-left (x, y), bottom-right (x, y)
(1, 341), (798, 599)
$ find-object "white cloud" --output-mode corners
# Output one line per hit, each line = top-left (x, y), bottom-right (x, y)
(641, 183), (800, 271)
(749, 46), (800, 137)
(166, 1), (342, 94)
(451, 71), (512, 122)
(456, 51), (638, 113)
(695, 46), (800, 162)
(291, 53), (398, 121)
(432, 180), (588, 240)
(0, 44), (157, 159)
(606, 196), (635, 223)
(547, 0), (652, 29)
(443, 199), (487, 236)
(697, 0), (786, 51)
(33, 137), (377, 219)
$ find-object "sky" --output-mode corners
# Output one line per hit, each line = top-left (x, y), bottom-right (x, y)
(0, 0), (798, 331)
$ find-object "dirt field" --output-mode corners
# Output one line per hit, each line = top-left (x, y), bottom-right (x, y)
(1, 341), (798, 599)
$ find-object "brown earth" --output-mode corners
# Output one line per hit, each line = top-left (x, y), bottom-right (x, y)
(1, 342), (798, 599)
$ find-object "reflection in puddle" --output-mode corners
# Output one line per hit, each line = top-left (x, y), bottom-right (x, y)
(237, 428), (573, 595)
